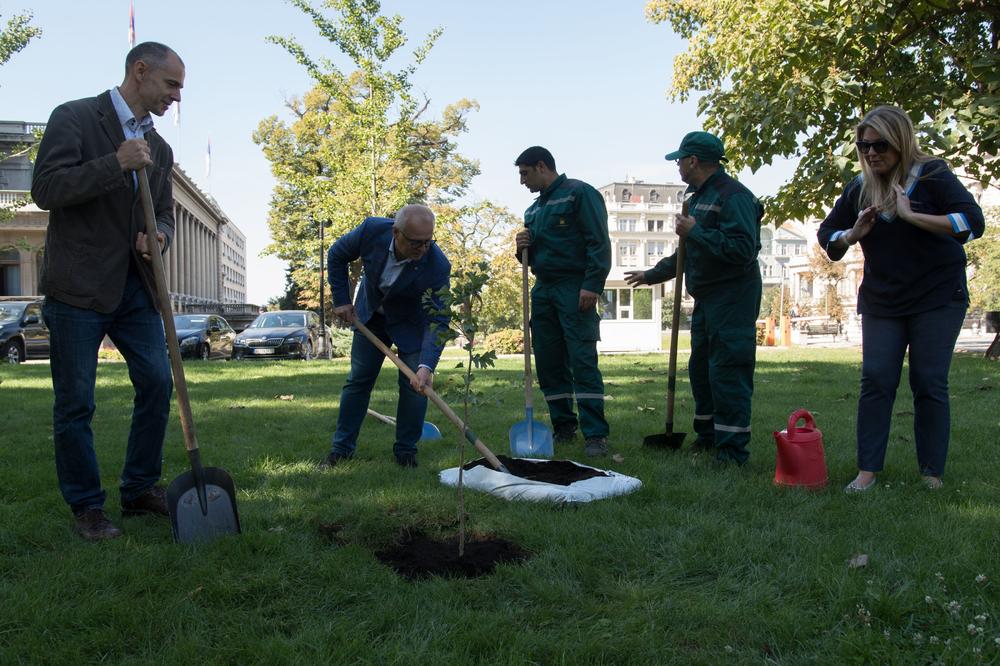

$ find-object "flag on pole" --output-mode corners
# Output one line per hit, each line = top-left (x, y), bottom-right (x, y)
(205, 138), (212, 178)
(173, 101), (180, 126)
(128, 0), (136, 48)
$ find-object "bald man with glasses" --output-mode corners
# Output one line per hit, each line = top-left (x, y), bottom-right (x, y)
(321, 205), (451, 469)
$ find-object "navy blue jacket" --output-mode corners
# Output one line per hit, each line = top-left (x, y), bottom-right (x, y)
(328, 217), (451, 370)
(818, 160), (984, 317)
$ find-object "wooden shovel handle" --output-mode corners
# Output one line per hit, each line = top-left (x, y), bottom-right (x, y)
(352, 318), (506, 472)
(138, 168), (199, 454)
(521, 246), (534, 410)
(666, 196), (691, 425)
(366, 408), (396, 426)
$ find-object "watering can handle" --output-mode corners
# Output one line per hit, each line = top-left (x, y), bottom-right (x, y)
(787, 409), (816, 435)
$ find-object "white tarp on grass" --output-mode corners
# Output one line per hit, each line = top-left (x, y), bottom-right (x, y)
(439, 459), (642, 503)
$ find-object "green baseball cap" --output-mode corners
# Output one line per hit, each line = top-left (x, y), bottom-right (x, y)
(664, 131), (728, 163)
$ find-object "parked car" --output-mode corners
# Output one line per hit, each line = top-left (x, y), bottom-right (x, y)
(231, 310), (332, 360)
(0, 300), (49, 364)
(173, 314), (236, 360)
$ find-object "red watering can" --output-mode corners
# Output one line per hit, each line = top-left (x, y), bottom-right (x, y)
(773, 409), (828, 488)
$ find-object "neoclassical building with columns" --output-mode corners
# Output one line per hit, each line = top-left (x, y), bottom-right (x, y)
(1, 120), (247, 311)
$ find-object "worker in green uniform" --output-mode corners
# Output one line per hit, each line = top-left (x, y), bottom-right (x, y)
(514, 146), (612, 457)
(625, 132), (763, 464)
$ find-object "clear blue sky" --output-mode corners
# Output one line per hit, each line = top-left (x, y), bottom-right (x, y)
(2, 0), (793, 304)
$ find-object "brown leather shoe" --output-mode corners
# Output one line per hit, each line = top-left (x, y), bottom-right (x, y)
(318, 452), (351, 470)
(121, 485), (169, 517)
(74, 509), (123, 541)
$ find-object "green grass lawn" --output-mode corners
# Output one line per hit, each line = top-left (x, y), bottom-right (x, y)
(1, 349), (998, 664)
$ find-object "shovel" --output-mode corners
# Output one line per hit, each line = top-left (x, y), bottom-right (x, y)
(137, 168), (241, 543)
(644, 196), (690, 450)
(366, 408), (443, 441)
(352, 318), (509, 473)
(508, 247), (553, 457)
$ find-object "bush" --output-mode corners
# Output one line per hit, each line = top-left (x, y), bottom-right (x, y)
(329, 327), (353, 358)
(755, 320), (767, 346)
(97, 348), (124, 361)
(481, 329), (524, 355)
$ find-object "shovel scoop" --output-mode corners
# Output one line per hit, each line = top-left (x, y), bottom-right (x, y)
(509, 407), (554, 458)
(167, 460), (241, 543)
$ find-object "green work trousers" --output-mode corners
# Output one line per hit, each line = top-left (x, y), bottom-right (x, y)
(688, 278), (761, 464)
(530, 279), (609, 440)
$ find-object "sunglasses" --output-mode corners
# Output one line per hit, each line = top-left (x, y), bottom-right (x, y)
(855, 140), (891, 154)
(399, 231), (434, 249)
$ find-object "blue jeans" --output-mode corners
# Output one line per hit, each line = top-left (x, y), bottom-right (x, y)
(330, 314), (427, 458)
(857, 301), (966, 477)
(43, 270), (172, 513)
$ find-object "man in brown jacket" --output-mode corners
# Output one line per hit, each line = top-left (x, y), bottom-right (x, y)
(31, 42), (183, 541)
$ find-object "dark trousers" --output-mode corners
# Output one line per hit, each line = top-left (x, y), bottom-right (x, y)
(42, 270), (172, 513)
(330, 314), (427, 458)
(857, 301), (966, 477)
(688, 278), (762, 464)
(530, 279), (608, 440)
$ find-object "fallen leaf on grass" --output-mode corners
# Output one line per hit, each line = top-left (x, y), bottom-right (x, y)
(276, 394), (295, 401)
(188, 586), (203, 597)
(976, 385), (994, 391)
(895, 410), (914, 416)
(637, 406), (657, 413)
(611, 454), (625, 463)
(228, 404), (247, 410)
(848, 553), (869, 569)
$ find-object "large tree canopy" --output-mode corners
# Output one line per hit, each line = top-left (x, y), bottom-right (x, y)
(646, 0), (999, 223)
(254, 0), (479, 311)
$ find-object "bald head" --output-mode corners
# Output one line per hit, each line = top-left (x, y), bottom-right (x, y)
(392, 204), (436, 261)
(394, 204), (435, 233)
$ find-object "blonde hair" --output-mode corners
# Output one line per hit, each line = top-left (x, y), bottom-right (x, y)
(856, 105), (932, 216)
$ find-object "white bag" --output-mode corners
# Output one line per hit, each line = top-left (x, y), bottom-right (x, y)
(439, 459), (642, 503)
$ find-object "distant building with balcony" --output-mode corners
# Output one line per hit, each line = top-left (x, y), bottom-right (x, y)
(597, 177), (809, 352)
(1, 119), (249, 314)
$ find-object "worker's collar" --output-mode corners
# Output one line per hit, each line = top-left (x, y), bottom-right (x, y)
(538, 173), (566, 200)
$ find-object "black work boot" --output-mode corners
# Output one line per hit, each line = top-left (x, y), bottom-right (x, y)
(553, 425), (578, 444)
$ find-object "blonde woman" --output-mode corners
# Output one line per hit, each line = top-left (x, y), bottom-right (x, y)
(817, 105), (984, 493)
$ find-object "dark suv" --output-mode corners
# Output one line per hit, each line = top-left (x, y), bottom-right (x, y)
(0, 300), (49, 364)
(231, 310), (332, 360)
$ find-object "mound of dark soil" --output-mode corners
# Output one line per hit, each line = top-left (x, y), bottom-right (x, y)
(376, 533), (528, 580)
(463, 455), (609, 485)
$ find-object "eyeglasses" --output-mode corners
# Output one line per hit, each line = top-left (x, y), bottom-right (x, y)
(856, 140), (891, 154)
(399, 231), (434, 249)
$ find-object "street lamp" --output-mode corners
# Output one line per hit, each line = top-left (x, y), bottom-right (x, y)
(314, 175), (332, 359)
(318, 215), (326, 356)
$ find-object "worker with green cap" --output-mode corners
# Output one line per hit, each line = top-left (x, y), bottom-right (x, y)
(514, 146), (612, 457)
(625, 131), (763, 464)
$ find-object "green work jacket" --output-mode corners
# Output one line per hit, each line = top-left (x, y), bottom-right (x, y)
(522, 174), (611, 294)
(645, 168), (763, 299)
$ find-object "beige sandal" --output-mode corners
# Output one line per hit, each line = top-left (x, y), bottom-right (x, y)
(844, 475), (877, 494)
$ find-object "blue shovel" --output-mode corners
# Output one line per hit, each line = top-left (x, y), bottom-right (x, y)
(509, 247), (553, 457)
(366, 408), (442, 441)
